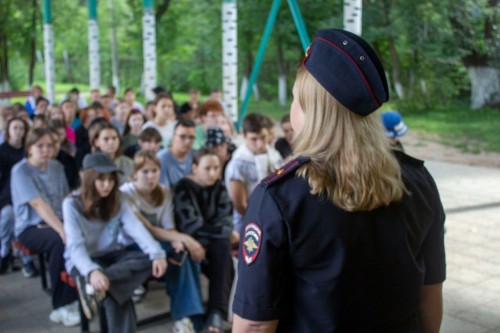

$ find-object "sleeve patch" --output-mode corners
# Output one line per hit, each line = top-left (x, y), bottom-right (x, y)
(243, 222), (262, 265)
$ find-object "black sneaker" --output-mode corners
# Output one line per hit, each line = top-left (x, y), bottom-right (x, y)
(22, 262), (39, 278)
(0, 254), (11, 274)
(75, 275), (97, 320)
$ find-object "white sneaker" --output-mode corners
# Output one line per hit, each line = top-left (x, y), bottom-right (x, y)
(132, 285), (146, 303)
(49, 303), (81, 327)
(173, 317), (195, 333)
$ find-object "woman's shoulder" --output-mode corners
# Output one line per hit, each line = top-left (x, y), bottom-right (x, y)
(47, 158), (65, 171)
(158, 183), (172, 196)
(142, 120), (157, 129)
(260, 156), (310, 189)
(176, 176), (199, 189)
(119, 181), (135, 195)
(115, 155), (133, 168)
(63, 192), (82, 210)
(116, 154), (133, 163)
(0, 141), (10, 152)
(12, 158), (29, 174)
(249, 156), (313, 208)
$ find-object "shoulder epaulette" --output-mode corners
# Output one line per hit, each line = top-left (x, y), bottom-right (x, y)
(261, 156), (310, 188)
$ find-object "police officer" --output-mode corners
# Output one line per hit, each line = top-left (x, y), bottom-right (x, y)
(232, 29), (445, 333)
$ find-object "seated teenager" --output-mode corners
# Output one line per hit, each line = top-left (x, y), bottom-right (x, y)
(157, 119), (196, 188)
(0, 117), (37, 276)
(193, 99), (225, 150)
(142, 94), (177, 148)
(48, 122), (79, 190)
(124, 127), (162, 159)
(121, 109), (145, 151)
(88, 121), (133, 184)
(120, 150), (206, 332)
(11, 128), (79, 326)
(63, 153), (167, 332)
(205, 127), (232, 181)
(225, 113), (278, 235)
(174, 148), (236, 333)
(274, 114), (294, 161)
(110, 100), (131, 135)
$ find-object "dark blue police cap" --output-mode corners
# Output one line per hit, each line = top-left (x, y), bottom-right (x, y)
(303, 29), (389, 116)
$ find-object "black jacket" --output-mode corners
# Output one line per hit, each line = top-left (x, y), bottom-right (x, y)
(173, 178), (233, 245)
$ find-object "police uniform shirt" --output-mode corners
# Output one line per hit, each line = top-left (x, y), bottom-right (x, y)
(233, 152), (446, 333)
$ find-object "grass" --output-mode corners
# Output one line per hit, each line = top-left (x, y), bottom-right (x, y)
(402, 103), (500, 153)
(246, 99), (291, 121)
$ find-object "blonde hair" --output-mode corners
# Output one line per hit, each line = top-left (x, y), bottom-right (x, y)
(293, 68), (405, 211)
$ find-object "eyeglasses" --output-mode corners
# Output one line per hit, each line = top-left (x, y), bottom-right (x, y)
(176, 134), (195, 141)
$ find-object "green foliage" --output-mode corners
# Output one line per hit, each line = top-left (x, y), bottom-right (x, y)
(1, 0), (497, 112)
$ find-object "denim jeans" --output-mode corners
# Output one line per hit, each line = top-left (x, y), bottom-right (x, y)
(126, 242), (204, 322)
(161, 242), (204, 321)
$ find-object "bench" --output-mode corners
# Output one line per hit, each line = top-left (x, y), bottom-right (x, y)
(14, 240), (90, 332)
(0, 91), (31, 99)
(13, 240), (50, 293)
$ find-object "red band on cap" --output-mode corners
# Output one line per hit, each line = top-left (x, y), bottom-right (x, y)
(313, 37), (380, 107)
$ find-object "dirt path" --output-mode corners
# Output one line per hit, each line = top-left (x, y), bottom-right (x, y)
(403, 131), (500, 169)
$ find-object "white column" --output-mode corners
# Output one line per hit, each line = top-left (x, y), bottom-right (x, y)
(43, 24), (55, 103)
(88, 20), (100, 90)
(222, 0), (238, 121)
(343, 0), (362, 35)
(142, 7), (157, 102)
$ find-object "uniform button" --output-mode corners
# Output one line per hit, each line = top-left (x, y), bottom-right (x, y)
(360, 56), (365, 61)
(342, 40), (348, 45)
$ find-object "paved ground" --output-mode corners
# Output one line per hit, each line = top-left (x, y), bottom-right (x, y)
(1, 159), (499, 332)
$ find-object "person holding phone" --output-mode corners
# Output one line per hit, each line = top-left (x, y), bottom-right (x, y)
(232, 29), (445, 333)
(120, 150), (205, 333)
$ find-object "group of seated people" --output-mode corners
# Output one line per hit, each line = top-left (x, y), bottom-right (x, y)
(0, 85), (295, 333)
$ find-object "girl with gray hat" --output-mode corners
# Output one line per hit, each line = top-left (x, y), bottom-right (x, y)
(63, 152), (167, 332)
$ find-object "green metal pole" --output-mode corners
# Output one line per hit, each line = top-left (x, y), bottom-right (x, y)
(43, 0), (52, 24)
(144, 0), (154, 8)
(88, 0), (97, 19)
(287, 0), (310, 52)
(238, 0), (282, 129)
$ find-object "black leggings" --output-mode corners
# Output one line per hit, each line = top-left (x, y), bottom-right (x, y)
(201, 239), (234, 316)
(18, 225), (78, 309)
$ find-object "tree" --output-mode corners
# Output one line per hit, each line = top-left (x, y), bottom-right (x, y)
(448, 0), (500, 108)
(0, 0), (40, 90)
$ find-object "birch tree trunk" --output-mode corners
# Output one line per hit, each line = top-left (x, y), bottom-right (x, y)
(222, 0), (238, 121)
(343, 0), (362, 35)
(43, 24), (55, 102)
(88, 15), (100, 89)
(467, 66), (500, 109)
(142, 1), (157, 102)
